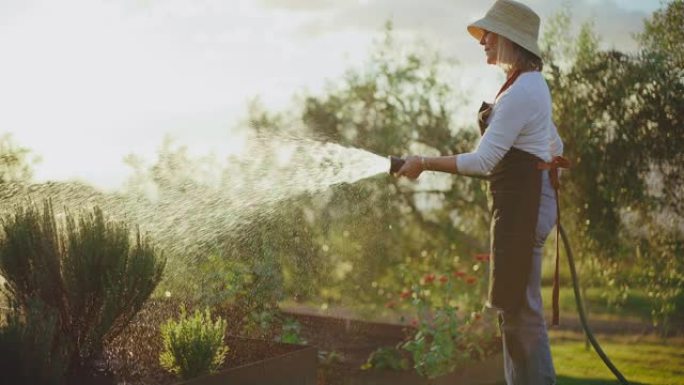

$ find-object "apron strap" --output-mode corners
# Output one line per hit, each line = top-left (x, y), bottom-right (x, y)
(537, 156), (571, 326)
(496, 70), (522, 99)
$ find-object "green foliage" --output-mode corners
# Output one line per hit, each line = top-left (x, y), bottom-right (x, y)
(639, 0), (684, 70)
(159, 307), (229, 380)
(277, 317), (306, 345)
(64, 206), (166, 361)
(369, 258), (492, 378)
(0, 300), (70, 385)
(636, 226), (684, 335)
(0, 201), (66, 313)
(402, 308), (470, 379)
(399, 270), (490, 378)
(544, 2), (684, 333)
(0, 133), (39, 184)
(361, 345), (409, 371)
(0, 201), (165, 371)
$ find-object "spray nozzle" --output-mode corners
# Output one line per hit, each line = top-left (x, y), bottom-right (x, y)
(389, 156), (405, 175)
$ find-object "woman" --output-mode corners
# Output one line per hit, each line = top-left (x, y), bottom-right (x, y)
(396, 1), (565, 384)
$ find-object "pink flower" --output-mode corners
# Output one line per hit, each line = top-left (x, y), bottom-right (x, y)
(438, 275), (448, 284)
(400, 289), (412, 300)
(453, 270), (466, 278)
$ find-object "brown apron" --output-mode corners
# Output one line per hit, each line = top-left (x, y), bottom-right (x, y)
(478, 71), (571, 323)
(477, 73), (543, 316)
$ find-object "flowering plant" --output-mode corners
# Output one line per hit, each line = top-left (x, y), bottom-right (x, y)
(368, 252), (495, 378)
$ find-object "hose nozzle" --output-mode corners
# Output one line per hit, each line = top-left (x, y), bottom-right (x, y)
(389, 156), (405, 175)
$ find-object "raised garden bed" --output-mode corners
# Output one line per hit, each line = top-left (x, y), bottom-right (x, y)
(103, 300), (316, 385)
(100, 300), (502, 385)
(176, 337), (317, 385)
(282, 310), (504, 385)
(344, 352), (503, 385)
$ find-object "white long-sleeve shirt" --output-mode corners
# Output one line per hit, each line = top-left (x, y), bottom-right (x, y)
(456, 71), (563, 176)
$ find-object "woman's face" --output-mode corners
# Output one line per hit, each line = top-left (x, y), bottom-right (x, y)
(480, 31), (498, 65)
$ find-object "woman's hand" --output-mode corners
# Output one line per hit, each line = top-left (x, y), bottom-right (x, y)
(396, 155), (425, 180)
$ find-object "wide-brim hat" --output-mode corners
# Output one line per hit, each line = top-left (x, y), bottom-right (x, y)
(467, 0), (542, 59)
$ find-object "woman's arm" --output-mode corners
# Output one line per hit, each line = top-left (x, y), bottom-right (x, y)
(397, 84), (531, 180)
(395, 155), (459, 179)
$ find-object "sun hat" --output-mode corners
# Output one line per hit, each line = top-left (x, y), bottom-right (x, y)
(467, 0), (542, 59)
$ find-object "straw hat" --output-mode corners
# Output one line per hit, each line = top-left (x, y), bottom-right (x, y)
(467, 0), (542, 59)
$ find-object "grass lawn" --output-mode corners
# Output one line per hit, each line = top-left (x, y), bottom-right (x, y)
(540, 286), (655, 323)
(549, 331), (684, 385)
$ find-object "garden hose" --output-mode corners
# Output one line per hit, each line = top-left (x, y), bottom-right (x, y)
(559, 224), (629, 385)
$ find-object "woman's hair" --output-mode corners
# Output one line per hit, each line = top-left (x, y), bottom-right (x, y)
(496, 34), (543, 72)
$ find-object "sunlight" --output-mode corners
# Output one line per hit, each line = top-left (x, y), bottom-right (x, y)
(0, 0), (300, 190)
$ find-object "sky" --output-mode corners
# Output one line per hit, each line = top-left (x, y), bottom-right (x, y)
(0, 0), (668, 190)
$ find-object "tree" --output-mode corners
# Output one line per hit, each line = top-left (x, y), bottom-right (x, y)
(0, 133), (39, 183)
(544, 1), (684, 333)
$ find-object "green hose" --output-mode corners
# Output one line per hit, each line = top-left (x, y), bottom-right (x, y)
(559, 224), (630, 385)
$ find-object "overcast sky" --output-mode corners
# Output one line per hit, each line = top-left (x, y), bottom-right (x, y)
(0, 0), (667, 189)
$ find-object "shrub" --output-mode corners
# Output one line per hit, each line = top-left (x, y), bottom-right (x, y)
(159, 307), (229, 380)
(0, 201), (165, 373)
(0, 299), (70, 385)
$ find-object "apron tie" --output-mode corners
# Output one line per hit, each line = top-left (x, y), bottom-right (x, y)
(537, 156), (571, 326)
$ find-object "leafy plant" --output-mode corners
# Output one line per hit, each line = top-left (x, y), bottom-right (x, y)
(361, 345), (409, 371)
(0, 201), (165, 373)
(277, 317), (306, 345)
(159, 307), (229, 380)
(402, 308), (469, 379)
(376, 254), (493, 378)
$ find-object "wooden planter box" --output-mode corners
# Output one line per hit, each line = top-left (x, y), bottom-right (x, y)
(345, 352), (504, 385)
(176, 337), (317, 385)
(282, 310), (504, 385)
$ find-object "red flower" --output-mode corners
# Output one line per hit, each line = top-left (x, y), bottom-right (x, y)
(400, 289), (412, 300)
(475, 253), (491, 262)
(410, 319), (419, 327)
(438, 275), (448, 284)
(385, 300), (397, 309)
(423, 273), (436, 284)
(453, 270), (466, 278)
(465, 276), (477, 285)
(473, 313), (482, 321)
